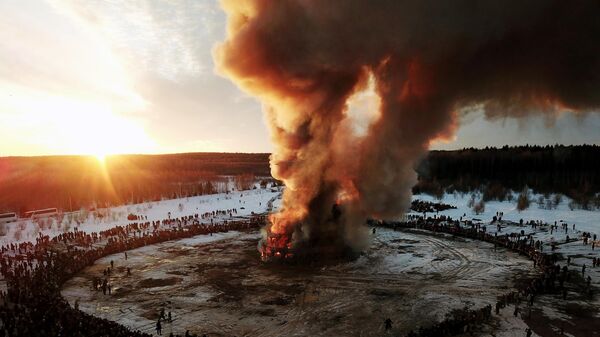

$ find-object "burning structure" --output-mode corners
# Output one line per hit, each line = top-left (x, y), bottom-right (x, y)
(260, 203), (358, 261)
(214, 0), (600, 259)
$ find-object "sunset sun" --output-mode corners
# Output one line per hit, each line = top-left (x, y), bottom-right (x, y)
(94, 153), (107, 164)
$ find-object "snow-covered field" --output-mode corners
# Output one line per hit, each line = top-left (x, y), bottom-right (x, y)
(5, 185), (600, 336)
(62, 228), (536, 337)
(4, 185), (598, 249)
(411, 192), (600, 283)
(0, 186), (283, 245)
(412, 192), (600, 285)
(410, 191), (600, 235)
(410, 192), (600, 336)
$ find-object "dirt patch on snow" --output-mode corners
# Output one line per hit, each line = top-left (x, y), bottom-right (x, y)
(137, 277), (183, 288)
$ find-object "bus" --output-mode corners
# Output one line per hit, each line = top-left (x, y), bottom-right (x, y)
(24, 208), (58, 220)
(0, 212), (17, 225)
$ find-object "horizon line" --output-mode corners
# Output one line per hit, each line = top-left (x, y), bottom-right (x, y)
(2, 143), (600, 159)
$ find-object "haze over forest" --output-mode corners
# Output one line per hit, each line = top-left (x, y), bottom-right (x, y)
(2, 145), (598, 214)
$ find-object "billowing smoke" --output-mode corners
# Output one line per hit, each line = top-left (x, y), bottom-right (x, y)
(214, 0), (600, 258)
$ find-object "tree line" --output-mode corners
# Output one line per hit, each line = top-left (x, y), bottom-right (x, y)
(414, 145), (600, 206)
(2, 146), (598, 215)
(0, 153), (270, 214)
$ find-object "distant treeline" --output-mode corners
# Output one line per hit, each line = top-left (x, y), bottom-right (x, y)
(415, 145), (600, 205)
(0, 153), (271, 214)
(2, 146), (599, 214)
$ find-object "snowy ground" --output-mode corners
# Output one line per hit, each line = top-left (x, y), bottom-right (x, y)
(62, 228), (536, 337)
(0, 186), (283, 245)
(410, 192), (600, 291)
(408, 192), (600, 337)
(410, 191), (599, 236)
(5, 185), (600, 336)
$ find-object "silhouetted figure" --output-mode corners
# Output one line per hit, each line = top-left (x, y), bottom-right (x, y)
(384, 318), (392, 331)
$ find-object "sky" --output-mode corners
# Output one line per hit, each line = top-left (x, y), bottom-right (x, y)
(1, 0), (599, 157)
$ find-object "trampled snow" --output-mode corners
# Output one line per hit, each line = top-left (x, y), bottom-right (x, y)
(0, 186), (282, 245)
(4, 184), (600, 336)
(410, 191), (600, 235)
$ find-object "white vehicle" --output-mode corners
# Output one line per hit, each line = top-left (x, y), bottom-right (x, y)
(24, 208), (58, 220)
(0, 212), (17, 225)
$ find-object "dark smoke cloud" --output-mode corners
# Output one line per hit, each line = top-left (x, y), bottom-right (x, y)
(214, 0), (600, 254)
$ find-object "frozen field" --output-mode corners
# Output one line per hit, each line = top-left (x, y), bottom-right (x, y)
(62, 228), (536, 337)
(5, 187), (599, 336)
(410, 193), (600, 300)
(410, 192), (600, 337)
(0, 186), (283, 245)
(410, 192), (600, 235)
(5, 188), (598, 248)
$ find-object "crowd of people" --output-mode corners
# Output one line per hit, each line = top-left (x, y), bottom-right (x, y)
(1, 201), (596, 336)
(0, 212), (266, 337)
(376, 215), (597, 337)
(410, 200), (457, 213)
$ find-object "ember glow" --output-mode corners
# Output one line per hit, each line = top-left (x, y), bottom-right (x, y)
(215, 0), (600, 259)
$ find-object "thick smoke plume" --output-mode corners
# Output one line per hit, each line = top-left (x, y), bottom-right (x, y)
(214, 0), (600, 258)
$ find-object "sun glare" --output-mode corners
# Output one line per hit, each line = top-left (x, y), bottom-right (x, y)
(95, 153), (107, 164)
(3, 90), (157, 156)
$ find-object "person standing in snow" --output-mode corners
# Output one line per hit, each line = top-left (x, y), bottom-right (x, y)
(156, 319), (162, 335)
